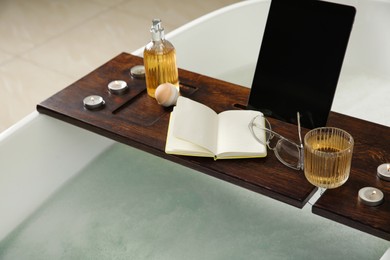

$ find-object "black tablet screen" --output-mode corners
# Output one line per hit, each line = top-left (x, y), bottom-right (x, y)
(248, 0), (356, 128)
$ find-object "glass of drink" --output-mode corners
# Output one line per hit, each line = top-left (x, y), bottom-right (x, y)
(304, 127), (354, 189)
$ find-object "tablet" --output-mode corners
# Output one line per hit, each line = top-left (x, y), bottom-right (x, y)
(247, 0), (356, 128)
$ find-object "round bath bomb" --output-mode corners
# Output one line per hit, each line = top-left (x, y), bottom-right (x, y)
(155, 83), (179, 107)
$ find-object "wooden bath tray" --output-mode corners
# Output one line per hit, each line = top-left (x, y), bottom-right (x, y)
(37, 52), (317, 208)
(37, 52), (390, 240)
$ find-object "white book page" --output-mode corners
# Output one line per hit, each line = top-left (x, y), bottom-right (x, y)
(216, 110), (266, 157)
(165, 109), (212, 157)
(172, 97), (219, 154)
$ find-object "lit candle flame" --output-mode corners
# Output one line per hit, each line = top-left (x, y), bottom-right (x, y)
(369, 190), (378, 200)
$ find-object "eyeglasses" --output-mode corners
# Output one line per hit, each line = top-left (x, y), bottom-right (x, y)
(249, 112), (304, 170)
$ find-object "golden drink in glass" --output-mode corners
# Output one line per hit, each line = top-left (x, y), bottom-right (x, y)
(304, 127), (354, 189)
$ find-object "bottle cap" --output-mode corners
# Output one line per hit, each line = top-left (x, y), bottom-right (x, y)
(150, 19), (164, 41)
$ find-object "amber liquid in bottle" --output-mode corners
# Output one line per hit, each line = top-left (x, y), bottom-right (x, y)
(143, 19), (179, 98)
(144, 41), (179, 98)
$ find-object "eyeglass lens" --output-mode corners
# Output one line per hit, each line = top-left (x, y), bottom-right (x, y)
(275, 139), (301, 169)
(251, 116), (301, 170)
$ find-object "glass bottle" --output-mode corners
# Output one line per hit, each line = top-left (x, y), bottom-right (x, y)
(143, 19), (179, 98)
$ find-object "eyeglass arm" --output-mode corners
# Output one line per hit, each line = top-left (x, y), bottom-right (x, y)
(297, 112), (303, 148)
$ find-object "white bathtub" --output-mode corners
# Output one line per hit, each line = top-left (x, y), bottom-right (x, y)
(0, 0), (389, 259)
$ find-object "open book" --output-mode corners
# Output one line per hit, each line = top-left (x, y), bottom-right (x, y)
(165, 97), (267, 160)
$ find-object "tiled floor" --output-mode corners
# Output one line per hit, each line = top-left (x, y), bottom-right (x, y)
(0, 0), (239, 133)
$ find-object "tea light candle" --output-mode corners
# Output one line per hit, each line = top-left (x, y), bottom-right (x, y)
(130, 65), (145, 79)
(108, 80), (128, 94)
(377, 163), (390, 181)
(358, 187), (384, 206)
(83, 95), (105, 110)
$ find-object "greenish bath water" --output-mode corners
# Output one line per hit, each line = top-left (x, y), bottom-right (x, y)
(0, 143), (388, 259)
